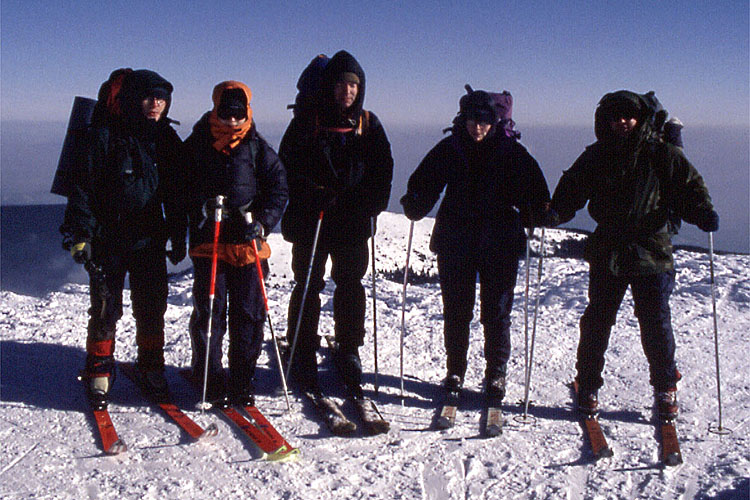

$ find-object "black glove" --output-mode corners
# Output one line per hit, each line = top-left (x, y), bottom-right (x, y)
(697, 210), (719, 232)
(243, 220), (265, 246)
(400, 193), (423, 221)
(70, 241), (92, 264)
(167, 240), (186, 265)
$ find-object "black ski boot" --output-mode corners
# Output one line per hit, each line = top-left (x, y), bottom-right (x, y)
(135, 363), (169, 403)
(485, 371), (506, 402)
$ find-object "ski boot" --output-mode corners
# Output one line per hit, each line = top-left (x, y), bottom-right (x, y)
(655, 388), (678, 421)
(577, 388), (599, 416)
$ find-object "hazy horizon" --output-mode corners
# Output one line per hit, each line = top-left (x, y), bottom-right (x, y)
(1, 120), (747, 254)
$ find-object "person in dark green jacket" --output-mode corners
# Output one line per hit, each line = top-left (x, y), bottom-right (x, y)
(550, 90), (718, 420)
(61, 69), (186, 409)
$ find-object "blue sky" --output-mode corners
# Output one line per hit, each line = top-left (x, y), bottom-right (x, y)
(1, 0), (748, 127)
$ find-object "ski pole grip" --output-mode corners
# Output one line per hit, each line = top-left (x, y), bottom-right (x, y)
(213, 195), (225, 222)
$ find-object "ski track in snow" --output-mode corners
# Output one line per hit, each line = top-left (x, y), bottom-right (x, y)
(1, 212), (749, 499)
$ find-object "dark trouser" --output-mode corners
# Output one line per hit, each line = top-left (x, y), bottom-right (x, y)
(85, 244), (168, 376)
(286, 240), (369, 388)
(437, 251), (518, 380)
(189, 258), (265, 398)
(576, 266), (677, 393)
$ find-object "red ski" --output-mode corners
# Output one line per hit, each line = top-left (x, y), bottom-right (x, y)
(92, 408), (127, 455)
(220, 407), (299, 462)
(121, 363), (218, 441)
(243, 405), (300, 458)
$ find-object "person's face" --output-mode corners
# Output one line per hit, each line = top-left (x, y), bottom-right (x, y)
(141, 96), (167, 121)
(334, 81), (358, 110)
(609, 113), (638, 138)
(466, 119), (492, 142)
(218, 116), (247, 127)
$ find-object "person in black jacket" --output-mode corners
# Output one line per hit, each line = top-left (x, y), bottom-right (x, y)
(280, 51), (394, 397)
(183, 81), (288, 406)
(550, 90), (718, 420)
(61, 69), (186, 408)
(400, 88), (551, 400)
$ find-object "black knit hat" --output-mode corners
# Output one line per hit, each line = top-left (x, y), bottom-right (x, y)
(459, 90), (497, 124)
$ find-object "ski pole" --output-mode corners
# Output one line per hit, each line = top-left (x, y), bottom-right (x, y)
(371, 216), (379, 394)
(400, 221), (415, 398)
(708, 232), (731, 434)
(521, 228), (533, 411)
(200, 195), (224, 412)
(285, 210), (324, 383)
(522, 228), (545, 419)
(250, 235), (291, 411)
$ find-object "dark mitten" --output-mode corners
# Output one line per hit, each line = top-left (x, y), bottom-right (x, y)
(167, 240), (186, 265)
(697, 210), (719, 232)
(400, 193), (423, 221)
(243, 220), (265, 247)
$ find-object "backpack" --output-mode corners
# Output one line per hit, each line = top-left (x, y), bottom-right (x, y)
(287, 54), (329, 118)
(51, 69), (134, 198)
(445, 84), (521, 139)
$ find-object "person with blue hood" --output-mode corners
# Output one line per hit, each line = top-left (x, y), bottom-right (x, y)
(550, 90), (718, 420)
(400, 87), (551, 403)
(279, 50), (394, 399)
(61, 69), (187, 409)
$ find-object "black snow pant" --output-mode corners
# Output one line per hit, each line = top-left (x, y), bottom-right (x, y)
(437, 250), (519, 381)
(85, 244), (168, 377)
(286, 239), (369, 390)
(576, 266), (678, 393)
(189, 257), (266, 400)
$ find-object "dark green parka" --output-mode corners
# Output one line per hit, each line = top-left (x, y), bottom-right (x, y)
(61, 70), (186, 259)
(551, 90), (714, 276)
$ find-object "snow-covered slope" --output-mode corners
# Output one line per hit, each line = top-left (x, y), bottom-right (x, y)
(1, 211), (748, 499)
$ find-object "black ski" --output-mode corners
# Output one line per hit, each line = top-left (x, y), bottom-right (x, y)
(304, 390), (357, 435)
(121, 363), (218, 441)
(571, 381), (613, 459)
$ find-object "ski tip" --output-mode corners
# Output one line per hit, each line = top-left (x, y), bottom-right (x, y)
(663, 452), (683, 467)
(105, 439), (128, 455)
(199, 422), (220, 439)
(266, 445), (301, 463)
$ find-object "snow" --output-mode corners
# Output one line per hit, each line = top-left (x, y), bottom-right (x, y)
(1, 211), (749, 499)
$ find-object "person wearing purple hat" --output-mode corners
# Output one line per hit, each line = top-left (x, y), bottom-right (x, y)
(400, 86), (551, 402)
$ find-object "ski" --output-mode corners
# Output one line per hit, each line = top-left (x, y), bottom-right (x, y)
(241, 405), (301, 461)
(484, 401), (503, 437)
(92, 408), (128, 455)
(304, 390), (357, 435)
(220, 406), (298, 462)
(120, 363), (218, 441)
(79, 375), (127, 455)
(351, 397), (390, 435)
(572, 381), (613, 459)
(658, 419), (683, 466)
(323, 335), (390, 435)
(435, 391), (460, 430)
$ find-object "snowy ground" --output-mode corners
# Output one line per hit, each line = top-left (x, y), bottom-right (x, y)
(1, 211), (748, 499)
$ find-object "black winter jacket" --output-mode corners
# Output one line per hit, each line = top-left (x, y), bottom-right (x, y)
(279, 113), (393, 247)
(183, 116), (288, 247)
(61, 123), (185, 258)
(403, 129), (550, 258)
